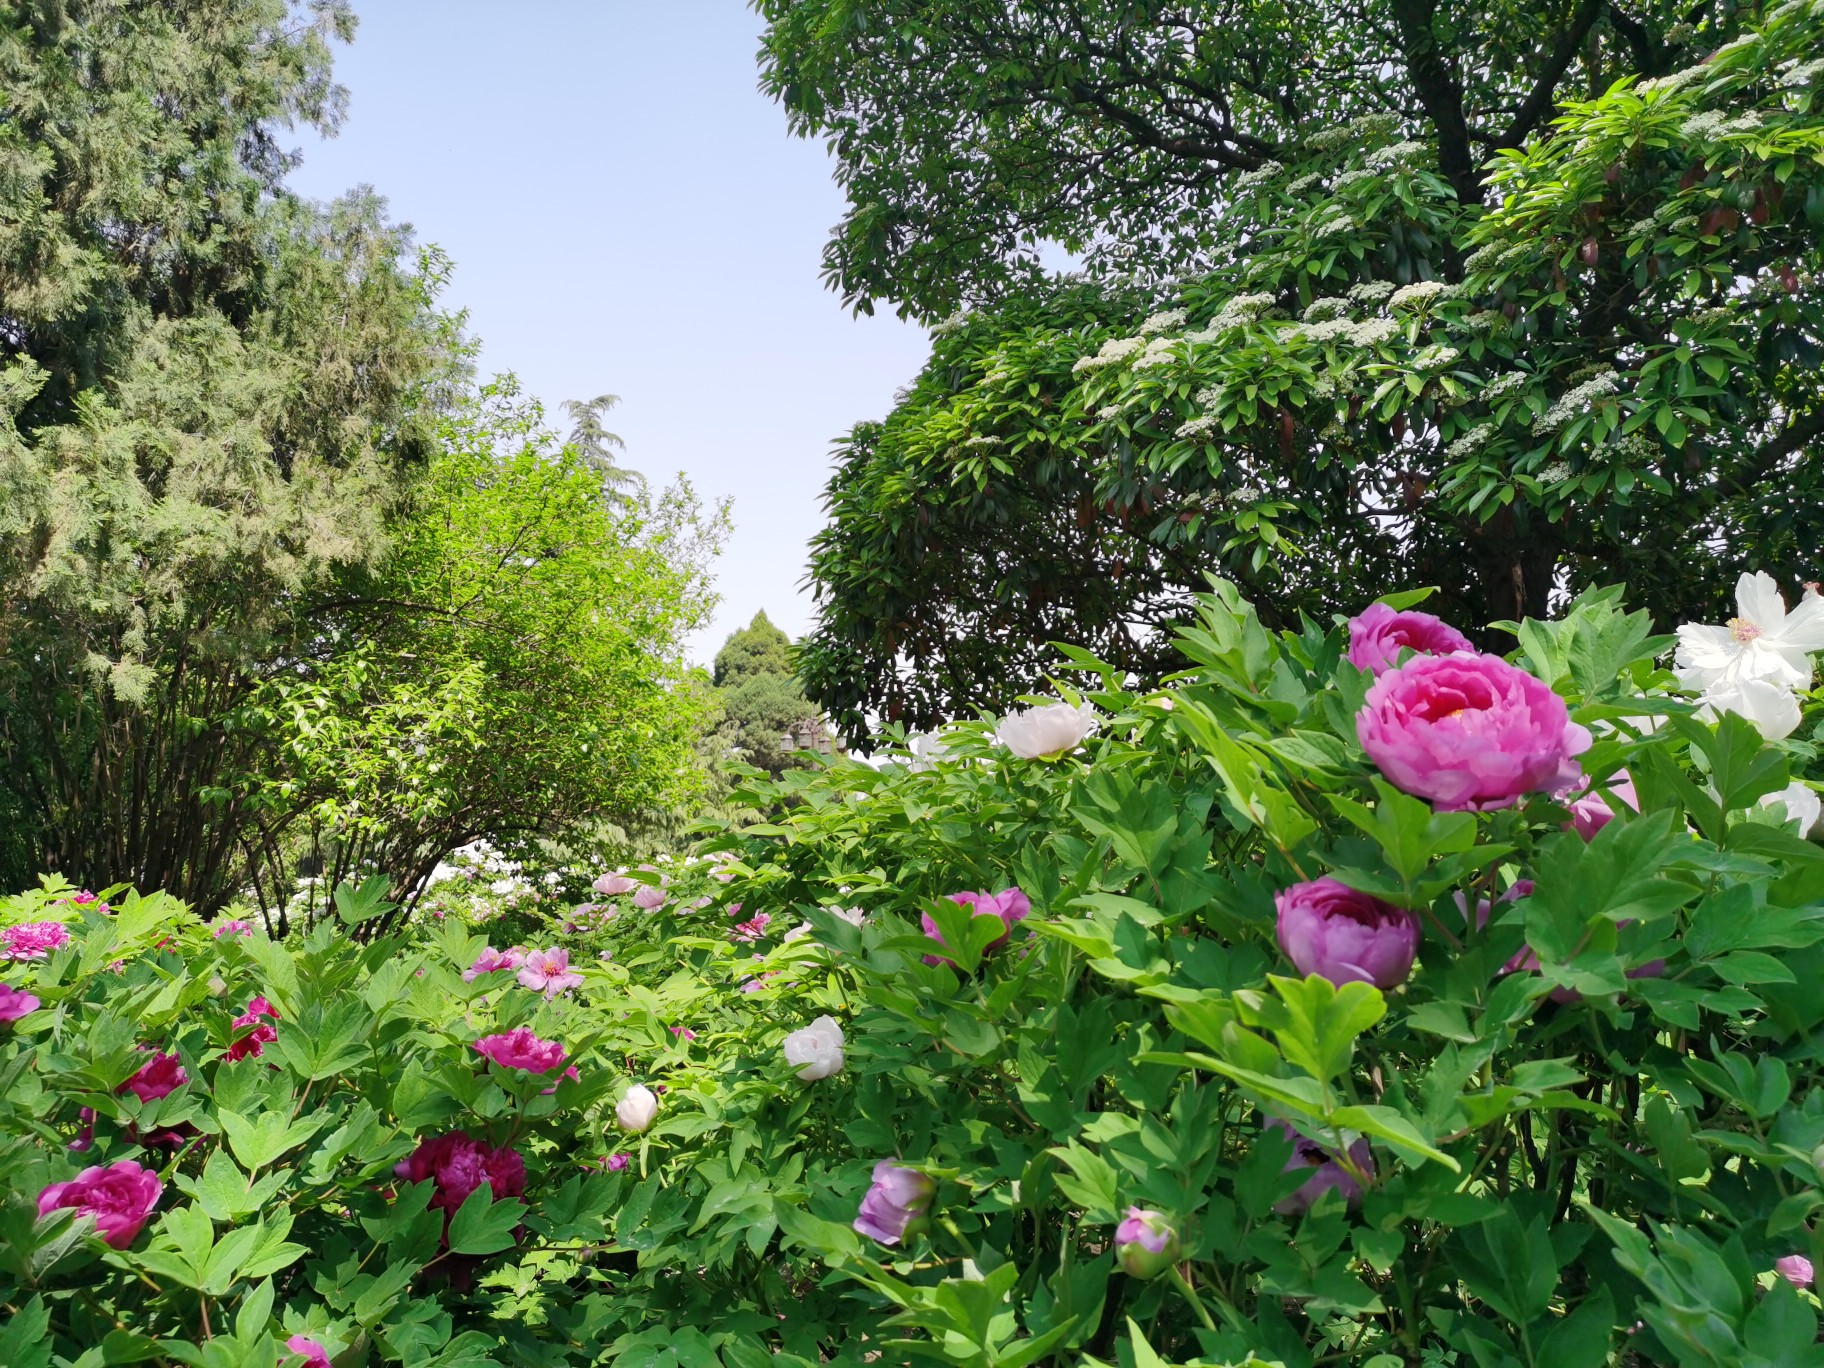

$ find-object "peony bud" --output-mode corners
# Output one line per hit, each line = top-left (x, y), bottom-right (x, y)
(1776, 1254), (1815, 1289)
(782, 1015), (845, 1081)
(1114, 1206), (1180, 1278)
(853, 1160), (935, 1246)
(616, 1083), (659, 1132)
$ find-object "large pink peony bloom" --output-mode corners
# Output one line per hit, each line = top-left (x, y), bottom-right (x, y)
(1275, 877), (1419, 989)
(593, 872), (638, 896)
(921, 888), (1031, 966)
(1345, 602), (1476, 675)
(517, 948), (584, 998)
(226, 996), (280, 1061)
(473, 1026), (567, 1075)
(3, 920), (71, 960)
(1357, 653), (1590, 811)
(394, 1131), (526, 1214)
(37, 1159), (162, 1248)
(0, 983), (40, 1023)
(120, 1050), (188, 1103)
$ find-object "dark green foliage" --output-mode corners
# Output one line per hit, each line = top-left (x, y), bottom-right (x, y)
(711, 611), (823, 781)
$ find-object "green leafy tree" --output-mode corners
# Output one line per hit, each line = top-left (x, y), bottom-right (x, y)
(792, 2), (1824, 743)
(0, 0), (462, 900)
(712, 611), (824, 778)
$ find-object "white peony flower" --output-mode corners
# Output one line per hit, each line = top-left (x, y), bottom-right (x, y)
(1676, 571), (1824, 692)
(782, 1015), (846, 1081)
(907, 730), (950, 772)
(997, 699), (1098, 760)
(782, 921), (815, 943)
(1760, 782), (1822, 836)
(615, 1084), (659, 1132)
(1697, 677), (1803, 740)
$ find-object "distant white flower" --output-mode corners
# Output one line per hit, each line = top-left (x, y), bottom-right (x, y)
(998, 700), (1098, 759)
(616, 1084), (659, 1132)
(907, 730), (949, 772)
(782, 922), (816, 943)
(831, 905), (866, 927)
(1676, 572), (1824, 691)
(1697, 678), (1803, 741)
(782, 1015), (846, 1081)
(1760, 782), (1822, 836)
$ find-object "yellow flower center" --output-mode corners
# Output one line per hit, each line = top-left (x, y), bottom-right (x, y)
(1729, 617), (1763, 643)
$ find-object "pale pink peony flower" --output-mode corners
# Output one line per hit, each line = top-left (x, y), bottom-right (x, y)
(593, 872), (638, 896)
(1345, 602), (1475, 674)
(1776, 1254), (1815, 1288)
(3, 921), (71, 960)
(1357, 652), (1590, 810)
(37, 1159), (162, 1248)
(517, 948), (584, 997)
(631, 884), (668, 911)
(782, 1015), (845, 1080)
(0, 983), (40, 1023)
(473, 1026), (567, 1075)
(921, 888), (1031, 966)
(731, 912), (772, 944)
(1275, 878), (1419, 989)
(1566, 773), (1639, 839)
(462, 945), (525, 982)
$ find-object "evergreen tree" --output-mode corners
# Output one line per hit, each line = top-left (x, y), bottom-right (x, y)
(563, 392), (645, 498)
(711, 611), (823, 778)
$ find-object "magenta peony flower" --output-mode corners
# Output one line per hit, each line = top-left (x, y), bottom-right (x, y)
(1266, 1119), (1375, 1215)
(463, 945), (525, 982)
(394, 1132), (527, 1215)
(517, 947), (584, 997)
(1776, 1254), (1815, 1289)
(119, 1050), (188, 1103)
(226, 996), (280, 1061)
(3, 920), (71, 960)
(1566, 772), (1639, 840)
(1114, 1206), (1181, 1278)
(730, 912), (771, 944)
(606, 1152), (630, 1172)
(473, 1027), (567, 1075)
(0, 983), (40, 1023)
(1346, 602), (1476, 675)
(853, 1160), (936, 1246)
(1357, 653), (1591, 811)
(37, 1159), (162, 1248)
(1275, 878), (1420, 989)
(284, 1335), (332, 1368)
(67, 1105), (96, 1152)
(921, 887), (1031, 966)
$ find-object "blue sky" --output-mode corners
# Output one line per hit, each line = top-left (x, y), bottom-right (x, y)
(287, 3), (933, 663)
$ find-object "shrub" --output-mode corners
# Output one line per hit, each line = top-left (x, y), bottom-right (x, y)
(5, 578), (1824, 1366)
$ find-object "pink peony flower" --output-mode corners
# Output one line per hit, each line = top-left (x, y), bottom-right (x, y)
(463, 945), (526, 982)
(853, 1160), (936, 1245)
(3, 921), (71, 960)
(394, 1132), (527, 1215)
(593, 872), (638, 896)
(1267, 1118), (1375, 1215)
(1275, 878), (1419, 989)
(212, 919), (253, 939)
(517, 947), (584, 998)
(670, 1025), (698, 1041)
(921, 888), (1031, 966)
(0, 983), (40, 1023)
(120, 1050), (188, 1103)
(631, 884), (668, 911)
(1776, 1254), (1815, 1289)
(606, 1152), (630, 1172)
(37, 1159), (162, 1248)
(227, 997), (280, 1061)
(284, 1335), (332, 1368)
(1346, 602), (1476, 674)
(730, 912), (772, 944)
(473, 1026), (567, 1075)
(1357, 653), (1590, 811)
(1566, 773), (1639, 840)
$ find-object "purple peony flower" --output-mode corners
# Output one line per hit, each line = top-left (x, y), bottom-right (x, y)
(921, 887), (1032, 966)
(119, 1050), (188, 1103)
(0, 983), (40, 1023)
(3, 921), (71, 960)
(473, 1026), (567, 1074)
(1275, 878), (1419, 989)
(1114, 1206), (1181, 1278)
(1357, 653), (1591, 811)
(853, 1160), (936, 1246)
(1346, 602), (1476, 675)
(606, 1152), (630, 1172)
(37, 1159), (162, 1248)
(1266, 1119), (1375, 1215)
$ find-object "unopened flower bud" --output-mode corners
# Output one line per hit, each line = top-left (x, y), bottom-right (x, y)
(1115, 1207), (1180, 1279)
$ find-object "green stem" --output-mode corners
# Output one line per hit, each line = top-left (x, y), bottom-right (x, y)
(1167, 1264), (1217, 1332)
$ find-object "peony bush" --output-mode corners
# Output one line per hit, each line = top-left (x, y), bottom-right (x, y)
(5, 578), (1824, 1366)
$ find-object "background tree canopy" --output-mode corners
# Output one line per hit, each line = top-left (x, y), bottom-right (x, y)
(762, 0), (1824, 746)
(712, 610), (824, 780)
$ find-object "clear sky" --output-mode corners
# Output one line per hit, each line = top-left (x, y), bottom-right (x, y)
(286, 2), (933, 663)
